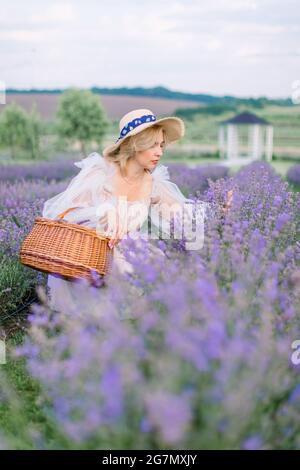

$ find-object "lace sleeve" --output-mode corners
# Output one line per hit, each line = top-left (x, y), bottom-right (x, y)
(42, 152), (110, 228)
(148, 164), (215, 250)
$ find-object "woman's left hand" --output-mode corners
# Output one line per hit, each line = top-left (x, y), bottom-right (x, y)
(222, 189), (234, 214)
(107, 212), (128, 249)
(108, 236), (122, 249)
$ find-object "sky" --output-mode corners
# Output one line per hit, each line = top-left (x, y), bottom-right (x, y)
(1, 0), (300, 98)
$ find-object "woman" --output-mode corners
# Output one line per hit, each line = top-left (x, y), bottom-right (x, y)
(42, 108), (233, 314)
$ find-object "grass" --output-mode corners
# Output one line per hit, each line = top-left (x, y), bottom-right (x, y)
(287, 181), (300, 193)
(1, 330), (144, 450)
(0, 254), (43, 333)
(0, 331), (75, 449)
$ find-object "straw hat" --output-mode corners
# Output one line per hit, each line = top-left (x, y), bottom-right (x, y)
(102, 108), (185, 158)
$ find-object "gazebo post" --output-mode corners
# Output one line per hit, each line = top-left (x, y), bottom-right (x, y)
(227, 124), (238, 160)
(251, 124), (262, 159)
(218, 126), (226, 159)
(248, 125), (252, 158)
(265, 125), (273, 162)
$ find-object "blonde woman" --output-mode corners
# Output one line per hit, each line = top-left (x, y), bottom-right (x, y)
(42, 108), (233, 313)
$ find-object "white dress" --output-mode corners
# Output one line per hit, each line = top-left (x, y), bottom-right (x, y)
(42, 152), (212, 316)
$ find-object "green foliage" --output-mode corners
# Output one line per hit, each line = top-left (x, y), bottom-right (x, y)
(0, 102), (43, 160)
(0, 331), (116, 449)
(56, 88), (109, 155)
(23, 105), (43, 160)
(0, 340), (73, 450)
(0, 254), (42, 330)
(0, 103), (28, 159)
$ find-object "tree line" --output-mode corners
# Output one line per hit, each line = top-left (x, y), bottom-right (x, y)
(0, 89), (109, 160)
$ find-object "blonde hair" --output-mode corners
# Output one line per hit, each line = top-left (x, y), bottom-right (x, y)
(105, 124), (168, 176)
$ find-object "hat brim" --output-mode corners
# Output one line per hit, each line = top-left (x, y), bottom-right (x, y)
(102, 116), (185, 158)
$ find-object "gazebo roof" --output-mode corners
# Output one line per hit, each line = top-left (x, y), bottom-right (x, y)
(220, 111), (271, 126)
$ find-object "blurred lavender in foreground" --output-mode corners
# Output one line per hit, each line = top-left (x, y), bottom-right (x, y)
(12, 161), (300, 450)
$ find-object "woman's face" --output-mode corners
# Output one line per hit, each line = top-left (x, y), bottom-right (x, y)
(134, 128), (165, 171)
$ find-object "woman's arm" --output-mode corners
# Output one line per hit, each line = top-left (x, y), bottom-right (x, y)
(42, 153), (110, 229)
(148, 165), (235, 249)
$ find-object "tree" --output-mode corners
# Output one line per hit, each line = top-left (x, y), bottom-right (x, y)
(24, 104), (43, 160)
(56, 88), (109, 155)
(0, 102), (28, 159)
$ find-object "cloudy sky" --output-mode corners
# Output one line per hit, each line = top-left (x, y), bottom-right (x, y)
(1, 0), (299, 98)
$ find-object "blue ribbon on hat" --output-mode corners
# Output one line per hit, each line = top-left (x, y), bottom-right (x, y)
(115, 114), (157, 143)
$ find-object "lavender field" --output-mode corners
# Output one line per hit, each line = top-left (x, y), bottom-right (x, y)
(0, 160), (300, 450)
(287, 164), (300, 189)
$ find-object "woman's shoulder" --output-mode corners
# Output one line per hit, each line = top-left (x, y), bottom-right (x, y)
(74, 152), (110, 172)
(151, 163), (170, 182)
(149, 164), (171, 202)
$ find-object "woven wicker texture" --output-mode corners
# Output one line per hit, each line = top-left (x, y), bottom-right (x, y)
(19, 207), (113, 281)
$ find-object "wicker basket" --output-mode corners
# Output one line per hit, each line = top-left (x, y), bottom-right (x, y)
(19, 206), (113, 281)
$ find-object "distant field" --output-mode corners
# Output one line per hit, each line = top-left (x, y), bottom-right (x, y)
(3, 93), (203, 121)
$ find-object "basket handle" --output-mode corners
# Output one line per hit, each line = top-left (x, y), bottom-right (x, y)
(56, 206), (81, 220)
(54, 206), (111, 241)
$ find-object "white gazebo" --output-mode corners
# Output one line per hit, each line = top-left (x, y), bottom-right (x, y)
(218, 111), (273, 164)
